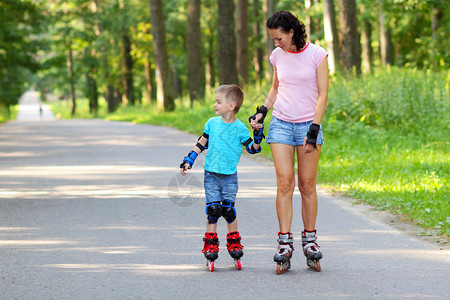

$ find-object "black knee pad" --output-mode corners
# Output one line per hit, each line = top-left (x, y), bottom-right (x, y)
(206, 202), (222, 224)
(221, 201), (236, 224)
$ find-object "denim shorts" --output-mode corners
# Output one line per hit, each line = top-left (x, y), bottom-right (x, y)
(266, 117), (324, 147)
(204, 170), (238, 204)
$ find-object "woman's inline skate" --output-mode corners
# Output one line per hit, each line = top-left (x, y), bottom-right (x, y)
(226, 231), (244, 270)
(202, 232), (219, 272)
(302, 230), (322, 272)
(273, 232), (294, 274)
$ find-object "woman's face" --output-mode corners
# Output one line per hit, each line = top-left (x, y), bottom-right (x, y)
(269, 28), (296, 52)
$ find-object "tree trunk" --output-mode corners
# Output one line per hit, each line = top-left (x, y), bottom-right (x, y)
(149, 0), (175, 111)
(323, 0), (339, 75)
(66, 35), (76, 116)
(121, 30), (135, 105)
(305, 0), (313, 38)
(263, 0), (275, 81)
(338, 0), (361, 75)
(252, 0), (264, 84)
(236, 0), (249, 87)
(431, 7), (443, 40)
(187, 0), (205, 102)
(144, 58), (154, 103)
(379, 11), (393, 67)
(217, 0), (238, 84)
(361, 17), (373, 73)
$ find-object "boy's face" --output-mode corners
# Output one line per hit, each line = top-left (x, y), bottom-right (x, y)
(214, 92), (235, 116)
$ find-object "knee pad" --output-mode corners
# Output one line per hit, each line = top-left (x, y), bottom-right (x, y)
(221, 201), (236, 224)
(206, 202), (222, 224)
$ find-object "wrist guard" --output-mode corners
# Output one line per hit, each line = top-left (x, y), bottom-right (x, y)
(249, 105), (268, 124)
(253, 124), (265, 144)
(180, 150), (198, 169)
(306, 123), (320, 149)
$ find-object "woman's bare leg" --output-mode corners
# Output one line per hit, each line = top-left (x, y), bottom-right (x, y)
(271, 143), (296, 233)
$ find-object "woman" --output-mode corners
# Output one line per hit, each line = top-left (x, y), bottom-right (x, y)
(250, 11), (329, 273)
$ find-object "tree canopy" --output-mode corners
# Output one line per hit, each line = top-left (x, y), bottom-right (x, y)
(0, 0), (448, 113)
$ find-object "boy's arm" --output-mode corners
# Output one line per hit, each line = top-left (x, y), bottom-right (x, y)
(180, 133), (209, 176)
(245, 124), (264, 154)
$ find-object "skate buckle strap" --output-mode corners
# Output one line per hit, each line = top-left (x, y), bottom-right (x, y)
(203, 240), (219, 254)
(227, 239), (243, 252)
(303, 242), (320, 254)
(277, 241), (294, 255)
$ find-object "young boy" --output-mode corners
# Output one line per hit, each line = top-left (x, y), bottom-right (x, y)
(180, 84), (264, 270)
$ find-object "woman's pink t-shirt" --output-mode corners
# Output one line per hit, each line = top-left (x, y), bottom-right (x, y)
(270, 42), (328, 123)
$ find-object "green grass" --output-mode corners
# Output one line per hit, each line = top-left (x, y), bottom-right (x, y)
(48, 98), (109, 119)
(49, 67), (450, 237)
(0, 105), (18, 123)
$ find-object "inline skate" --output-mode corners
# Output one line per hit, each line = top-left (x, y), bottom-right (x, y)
(302, 230), (322, 272)
(202, 232), (219, 272)
(273, 232), (294, 274)
(226, 231), (244, 270)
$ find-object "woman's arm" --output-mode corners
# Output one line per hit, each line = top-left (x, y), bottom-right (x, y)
(250, 66), (279, 129)
(263, 66), (279, 110)
(312, 57), (329, 125)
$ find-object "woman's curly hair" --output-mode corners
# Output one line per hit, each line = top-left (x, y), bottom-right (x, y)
(267, 11), (308, 51)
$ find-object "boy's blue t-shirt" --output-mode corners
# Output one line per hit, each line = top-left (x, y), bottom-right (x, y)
(204, 117), (253, 175)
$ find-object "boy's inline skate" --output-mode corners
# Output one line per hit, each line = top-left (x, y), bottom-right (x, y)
(302, 230), (322, 272)
(202, 232), (219, 272)
(273, 232), (294, 274)
(226, 231), (244, 270)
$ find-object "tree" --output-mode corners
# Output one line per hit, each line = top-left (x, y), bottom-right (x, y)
(360, 3), (373, 73)
(118, 0), (135, 105)
(217, 0), (238, 84)
(149, 0), (175, 111)
(323, 0), (339, 75)
(251, 0), (264, 84)
(379, 9), (393, 67)
(236, 0), (249, 87)
(187, 0), (205, 102)
(338, 0), (361, 75)
(0, 0), (42, 112)
(263, 0), (276, 81)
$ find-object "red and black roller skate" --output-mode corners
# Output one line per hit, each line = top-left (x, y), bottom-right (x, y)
(302, 230), (322, 272)
(226, 231), (244, 270)
(273, 232), (294, 274)
(202, 232), (219, 272)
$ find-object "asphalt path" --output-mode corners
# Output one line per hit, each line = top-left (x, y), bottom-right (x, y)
(0, 94), (449, 299)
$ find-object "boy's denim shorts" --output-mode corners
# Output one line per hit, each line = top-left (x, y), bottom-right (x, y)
(266, 117), (324, 147)
(204, 170), (238, 204)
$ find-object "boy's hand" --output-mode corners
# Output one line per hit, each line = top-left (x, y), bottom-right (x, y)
(180, 163), (190, 176)
(180, 150), (197, 176)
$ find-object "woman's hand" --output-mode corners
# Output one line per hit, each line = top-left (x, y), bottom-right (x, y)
(250, 114), (263, 129)
(302, 137), (316, 153)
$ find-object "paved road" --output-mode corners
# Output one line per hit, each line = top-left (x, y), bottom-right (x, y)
(0, 95), (449, 299)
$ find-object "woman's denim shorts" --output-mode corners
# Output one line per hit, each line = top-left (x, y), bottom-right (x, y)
(266, 117), (324, 147)
(204, 170), (238, 204)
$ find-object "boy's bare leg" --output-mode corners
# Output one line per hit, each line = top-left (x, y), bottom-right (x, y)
(206, 222), (218, 233)
(227, 219), (238, 232)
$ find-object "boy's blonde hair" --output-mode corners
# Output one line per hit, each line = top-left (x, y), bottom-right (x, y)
(215, 84), (244, 114)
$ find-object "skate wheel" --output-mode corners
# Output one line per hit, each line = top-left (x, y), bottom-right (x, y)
(276, 261), (290, 274)
(276, 264), (282, 275)
(307, 259), (321, 272)
(315, 261), (321, 272)
(209, 261), (214, 272)
(234, 259), (242, 270)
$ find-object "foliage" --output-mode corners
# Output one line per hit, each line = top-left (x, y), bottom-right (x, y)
(321, 67), (449, 235)
(0, 0), (43, 113)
